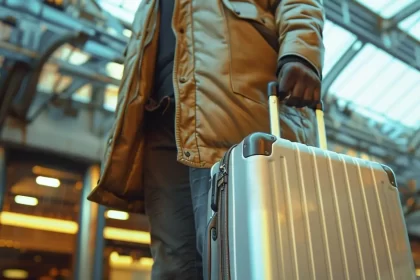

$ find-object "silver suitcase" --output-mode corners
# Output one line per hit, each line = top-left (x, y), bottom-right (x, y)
(204, 82), (415, 280)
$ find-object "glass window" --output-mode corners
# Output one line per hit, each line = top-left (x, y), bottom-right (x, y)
(0, 150), (84, 279)
(104, 210), (152, 280)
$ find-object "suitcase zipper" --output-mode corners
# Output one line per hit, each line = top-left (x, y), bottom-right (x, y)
(217, 145), (236, 280)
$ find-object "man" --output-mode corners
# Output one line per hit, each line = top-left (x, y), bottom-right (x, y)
(88, 0), (324, 279)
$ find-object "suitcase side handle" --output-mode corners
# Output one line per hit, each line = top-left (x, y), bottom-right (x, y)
(267, 81), (328, 150)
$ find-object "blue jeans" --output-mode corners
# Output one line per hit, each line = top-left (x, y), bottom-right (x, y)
(143, 103), (211, 280)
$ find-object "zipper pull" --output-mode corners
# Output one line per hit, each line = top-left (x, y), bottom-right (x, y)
(219, 163), (227, 175)
(210, 174), (219, 212)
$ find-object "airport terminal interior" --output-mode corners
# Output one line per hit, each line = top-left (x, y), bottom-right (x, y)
(0, 0), (419, 279)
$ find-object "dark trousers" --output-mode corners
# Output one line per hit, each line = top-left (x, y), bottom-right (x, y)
(143, 102), (211, 280)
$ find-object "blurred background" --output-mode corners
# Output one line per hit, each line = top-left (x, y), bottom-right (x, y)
(0, 0), (419, 279)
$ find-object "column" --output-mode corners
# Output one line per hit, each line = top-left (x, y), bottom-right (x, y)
(73, 165), (106, 280)
(0, 147), (6, 213)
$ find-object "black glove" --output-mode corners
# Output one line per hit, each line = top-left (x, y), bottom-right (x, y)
(277, 59), (321, 108)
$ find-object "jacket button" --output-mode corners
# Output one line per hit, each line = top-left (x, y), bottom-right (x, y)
(108, 138), (112, 144)
(179, 77), (187, 83)
(184, 151), (191, 157)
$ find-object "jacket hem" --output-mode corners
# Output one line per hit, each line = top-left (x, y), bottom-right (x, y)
(87, 187), (145, 214)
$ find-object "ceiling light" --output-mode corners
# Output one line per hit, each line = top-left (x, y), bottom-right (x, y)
(0, 212), (78, 234)
(35, 176), (60, 188)
(32, 166), (81, 181)
(104, 227), (150, 244)
(2, 269), (28, 279)
(109, 252), (153, 271)
(139, 257), (154, 267)
(110, 251), (132, 265)
(14, 195), (38, 206)
(105, 210), (129, 220)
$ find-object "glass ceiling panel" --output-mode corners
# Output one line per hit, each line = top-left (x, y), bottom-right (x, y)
(329, 44), (420, 128)
(104, 85), (119, 112)
(322, 20), (357, 76)
(37, 64), (93, 103)
(52, 44), (90, 66)
(398, 10), (420, 40)
(97, 0), (142, 24)
(355, 0), (418, 18)
(106, 62), (124, 81)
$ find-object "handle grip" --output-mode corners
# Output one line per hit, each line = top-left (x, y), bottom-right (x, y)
(267, 81), (327, 150)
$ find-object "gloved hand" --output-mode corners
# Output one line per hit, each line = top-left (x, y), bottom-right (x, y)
(277, 61), (321, 108)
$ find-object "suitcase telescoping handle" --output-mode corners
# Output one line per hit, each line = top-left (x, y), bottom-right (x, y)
(267, 81), (328, 150)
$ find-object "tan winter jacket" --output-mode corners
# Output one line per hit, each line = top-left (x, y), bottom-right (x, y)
(88, 0), (325, 212)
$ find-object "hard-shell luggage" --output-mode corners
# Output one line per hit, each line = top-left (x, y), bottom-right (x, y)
(204, 82), (415, 280)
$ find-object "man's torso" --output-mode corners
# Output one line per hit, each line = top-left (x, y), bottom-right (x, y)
(88, 0), (319, 212)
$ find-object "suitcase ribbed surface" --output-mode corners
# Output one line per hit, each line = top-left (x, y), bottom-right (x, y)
(227, 140), (415, 280)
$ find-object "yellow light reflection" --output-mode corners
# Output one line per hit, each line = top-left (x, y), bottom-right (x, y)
(35, 176), (60, 188)
(14, 195), (38, 206)
(416, 268), (420, 276)
(105, 210), (129, 221)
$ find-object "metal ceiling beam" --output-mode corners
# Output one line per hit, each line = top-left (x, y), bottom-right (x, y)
(384, 1), (420, 29)
(408, 128), (420, 155)
(324, 0), (420, 71)
(0, 0), (127, 61)
(0, 60), (31, 133)
(0, 41), (119, 85)
(11, 31), (88, 121)
(27, 78), (89, 122)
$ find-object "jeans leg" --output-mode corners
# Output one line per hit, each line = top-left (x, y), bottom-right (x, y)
(189, 167), (212, 279)
(143, 106), (199, 280)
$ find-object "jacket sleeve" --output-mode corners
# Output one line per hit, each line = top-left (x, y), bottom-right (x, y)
(273, 0), (325, 78)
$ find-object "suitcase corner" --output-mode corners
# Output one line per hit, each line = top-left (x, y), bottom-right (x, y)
(242, 132), (276, 158)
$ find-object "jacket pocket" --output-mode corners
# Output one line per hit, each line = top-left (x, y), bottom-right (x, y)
(222, 0), (278, 105)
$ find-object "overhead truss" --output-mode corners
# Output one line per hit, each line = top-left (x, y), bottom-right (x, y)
(324, 0), (420, 72)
